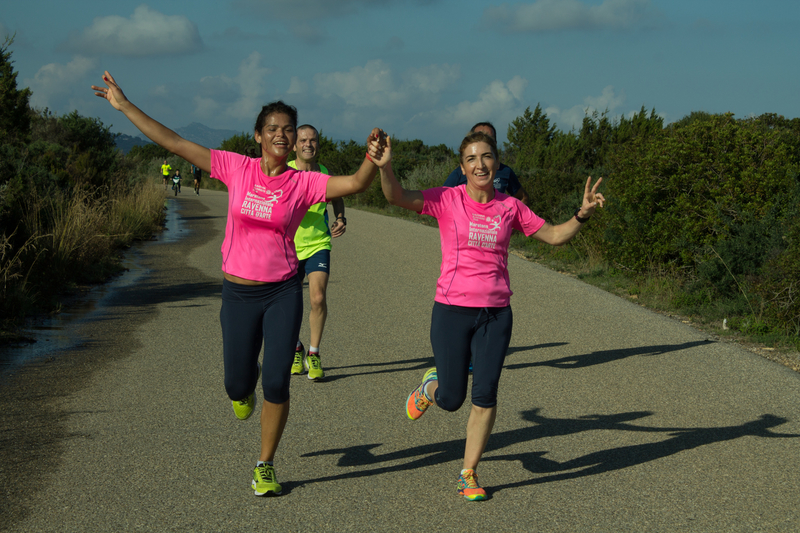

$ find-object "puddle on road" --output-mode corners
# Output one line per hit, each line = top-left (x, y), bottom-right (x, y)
(0, 199), (188, 375)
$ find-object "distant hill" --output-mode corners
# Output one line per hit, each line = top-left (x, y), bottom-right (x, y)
(175, 123), (241, 150)
(115, 133), (153, 155)
(114, 123), (242, 154)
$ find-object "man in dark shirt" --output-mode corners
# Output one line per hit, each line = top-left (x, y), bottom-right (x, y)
(443, 122), (529, 205)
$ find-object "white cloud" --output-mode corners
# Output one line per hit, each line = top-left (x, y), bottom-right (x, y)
(192, 52), (271, 123)
(286, 77), (308, 95)
(391, 76), (529, 143)
(484, 0), (662, 33)
(546, 85), (626, 130)
(313, 60), (459, 108)
(25, 56), (97, 109)
(65, 5), (202, 57)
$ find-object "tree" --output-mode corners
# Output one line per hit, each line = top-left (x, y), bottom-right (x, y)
(0, 36), (32, 146)
(219, 132), (258, 156)
(128, 143), (169, 161)
(504, 104), (557, 170)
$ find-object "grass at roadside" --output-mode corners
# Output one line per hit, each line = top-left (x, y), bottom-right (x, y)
(1, 181), (165, 340)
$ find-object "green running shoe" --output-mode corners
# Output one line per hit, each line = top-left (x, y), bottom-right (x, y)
(304, 352), (324, 381)
(232, 363), (261, 420)
(252, 463), (282, 496)
(290, 343), (304, 375)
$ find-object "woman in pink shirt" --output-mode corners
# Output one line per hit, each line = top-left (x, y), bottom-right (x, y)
(92, 71), (388, 497)
(377, 130), (604, 501)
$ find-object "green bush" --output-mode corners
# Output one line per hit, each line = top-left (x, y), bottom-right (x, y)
(604, 113), (800, 274)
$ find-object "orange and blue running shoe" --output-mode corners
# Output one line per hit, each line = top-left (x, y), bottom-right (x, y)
(457, 469), (487, 501)
(405, 367), (437, 420)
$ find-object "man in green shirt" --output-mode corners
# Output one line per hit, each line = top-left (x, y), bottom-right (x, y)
(161, 160), (172, 189)
(289, 124), (346, 381)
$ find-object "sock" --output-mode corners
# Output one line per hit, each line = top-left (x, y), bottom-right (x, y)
(256, 461), (273, 467)
(295, 341), (302, 351)
(423, 380), (436, 401)
(309, 346), (319, 355)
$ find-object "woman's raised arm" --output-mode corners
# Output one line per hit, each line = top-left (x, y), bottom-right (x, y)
(92, 71), (211, 172)
(378, 137), (424, 212)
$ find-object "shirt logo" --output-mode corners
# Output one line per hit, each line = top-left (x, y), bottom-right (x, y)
(467, 213), (501, 250)
(240, 189), (283, 220)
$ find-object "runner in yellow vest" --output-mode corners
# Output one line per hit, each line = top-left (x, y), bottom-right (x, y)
(289, 124), (346, 380)
(161, 160), (172, 189)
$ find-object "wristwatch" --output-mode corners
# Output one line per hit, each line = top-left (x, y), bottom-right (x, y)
(573, 209), (590, 223)
(337, 217), (347, 224)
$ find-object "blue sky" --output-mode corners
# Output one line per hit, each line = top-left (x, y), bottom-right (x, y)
(3, 0), (799, 147)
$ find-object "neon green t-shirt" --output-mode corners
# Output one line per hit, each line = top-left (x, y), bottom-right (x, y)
(288, 161), (332, 260)
(161, 163), (172, 176)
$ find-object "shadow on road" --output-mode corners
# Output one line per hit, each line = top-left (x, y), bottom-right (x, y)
(506, 340), (713, 370)
(296, 408), (798, 496)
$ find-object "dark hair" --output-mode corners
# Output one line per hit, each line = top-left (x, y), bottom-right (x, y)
(469, 122), (497, 139)
(254, 101), (298, 132)
(297, 124), (319, 139)
(459, 131), (498, 162)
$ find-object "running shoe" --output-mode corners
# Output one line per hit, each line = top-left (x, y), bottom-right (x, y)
(405, 367), (437, 420)
(304, 352), (324, 381)
(252, 463), (282, 496)
(232, 363), (261, 420)
(291, 343), (305, 375)
(457, 469), (487, 501)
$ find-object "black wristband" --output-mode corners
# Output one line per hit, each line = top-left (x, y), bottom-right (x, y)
(337, 217), (347, 225)
(574, 209), (590, 224)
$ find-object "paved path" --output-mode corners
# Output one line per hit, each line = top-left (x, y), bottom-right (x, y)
(2, 189), (799, 532)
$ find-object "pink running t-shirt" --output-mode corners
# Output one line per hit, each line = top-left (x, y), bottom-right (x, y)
(421, 185), (546, 307)
(210, 150), (329, 283)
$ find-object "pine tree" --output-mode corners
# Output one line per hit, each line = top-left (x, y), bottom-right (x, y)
(0, 36), (32, 145)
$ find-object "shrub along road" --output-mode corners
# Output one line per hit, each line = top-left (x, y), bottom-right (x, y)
(2, 189), (799, 532)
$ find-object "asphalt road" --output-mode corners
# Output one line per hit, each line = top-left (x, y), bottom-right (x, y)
(2, 189), (799, 532)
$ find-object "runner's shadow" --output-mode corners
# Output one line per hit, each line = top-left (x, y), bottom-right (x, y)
(506, 343), (567, 357)
(323, 344), (566, 382)
(293, 408), (798, 493)
(505, 340), (712, 370)
(322, 357), (434, 382)
(486, 412), (799, 496)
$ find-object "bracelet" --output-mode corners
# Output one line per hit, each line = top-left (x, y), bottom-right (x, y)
(574, 208), (590, 223)
(337, 217), (347, 224)
(365, 152), (374, 163)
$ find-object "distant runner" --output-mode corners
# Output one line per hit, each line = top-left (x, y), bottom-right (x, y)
(161, 159), (172, 189)
(192, 163), (202, 195)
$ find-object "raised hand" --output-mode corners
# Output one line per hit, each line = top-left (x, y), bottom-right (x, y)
(90, 71), (129, 111)
(580, 176), (605, 215)
(367, 128), (392, 168)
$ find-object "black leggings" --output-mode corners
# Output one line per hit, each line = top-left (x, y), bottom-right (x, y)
(430, 302), (513, 410)
(220, 276), (303, 404)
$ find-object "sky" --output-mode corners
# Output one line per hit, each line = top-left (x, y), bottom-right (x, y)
(3, 0), (799, 148)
